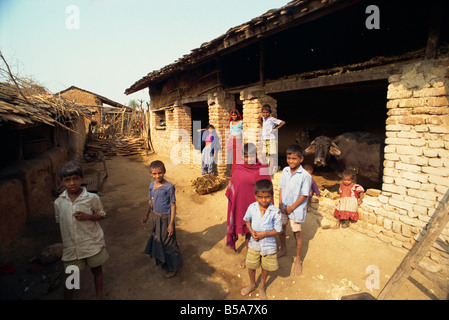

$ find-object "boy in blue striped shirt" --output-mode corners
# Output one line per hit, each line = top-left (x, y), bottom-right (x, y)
(241, 179), (282, 300)
(278, 145), (312, 276)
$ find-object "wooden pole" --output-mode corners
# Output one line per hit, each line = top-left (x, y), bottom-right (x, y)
(377, 189), (449, 300)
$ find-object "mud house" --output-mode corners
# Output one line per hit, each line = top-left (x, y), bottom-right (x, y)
(126, 0), (449, 270)
(0, 83), (90, 248)
(57, 86), (134, 136)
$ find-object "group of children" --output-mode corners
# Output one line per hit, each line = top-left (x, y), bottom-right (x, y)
(54, 105), (365, 300)
(198, 104), (286, 176)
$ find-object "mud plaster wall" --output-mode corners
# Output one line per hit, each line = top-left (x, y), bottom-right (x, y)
(0, 146), (68, 248)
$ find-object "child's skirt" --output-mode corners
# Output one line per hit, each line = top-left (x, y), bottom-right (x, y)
(144, 213), (183, 272)
(333, 196), (359, 221)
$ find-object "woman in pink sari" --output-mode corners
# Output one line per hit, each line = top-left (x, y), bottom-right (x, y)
(226, 143), (272, 267)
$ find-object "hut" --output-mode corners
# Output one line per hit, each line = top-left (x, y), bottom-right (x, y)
(58, 86), (136, 138)
(125, 0), (449, 270)
(0, 82), (90, 248)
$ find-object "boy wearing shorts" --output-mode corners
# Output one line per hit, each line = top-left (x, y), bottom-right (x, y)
(241, 179), (282, 300)
(278, 145), (312, 276)
(258, 104), (286, 175)
(54, 161), (108, 299)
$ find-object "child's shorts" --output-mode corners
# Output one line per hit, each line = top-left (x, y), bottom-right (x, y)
(246, 248), (278, 272)
(264, 139), (277, 155)
(63, 247), (109, 271)
(281, 213), (302, 232)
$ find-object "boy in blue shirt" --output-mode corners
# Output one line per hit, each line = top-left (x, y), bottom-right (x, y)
(278, 145), (312, 276)
(241, 179), (282, 300)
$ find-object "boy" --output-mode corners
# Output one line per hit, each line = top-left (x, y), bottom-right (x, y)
(303, 164), (321, 208)
(278, 145), (312, 276)
(54, 161), (108, 299)
(258, 104), (286, 175)
(142, 160), (183, 278)
(241, 179), (282, 300)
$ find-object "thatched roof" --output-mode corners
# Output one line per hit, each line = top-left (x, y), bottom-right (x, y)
(0, 82), (91, 128)
(125, 0), (351, 94)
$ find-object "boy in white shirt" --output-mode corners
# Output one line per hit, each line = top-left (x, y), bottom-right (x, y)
(54, 161), (108, 299)
(258, 104), (286, 175)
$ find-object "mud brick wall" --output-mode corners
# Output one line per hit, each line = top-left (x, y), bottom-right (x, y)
(151, 106), (193, 167)
(240, 88), (277, 162)
(380, 57), (449, 267)
(208, 92), (235, 174)
(273, 57), (449, 270)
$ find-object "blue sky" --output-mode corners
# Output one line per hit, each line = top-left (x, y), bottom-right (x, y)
(1, 0), (288, 106)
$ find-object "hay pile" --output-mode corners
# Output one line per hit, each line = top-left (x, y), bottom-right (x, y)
(191, 174), (230, 195)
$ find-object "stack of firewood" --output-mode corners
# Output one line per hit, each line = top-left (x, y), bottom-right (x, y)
(85, 137), (147, 160)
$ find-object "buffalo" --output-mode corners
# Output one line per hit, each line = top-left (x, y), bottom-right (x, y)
(304, 131), (385, 188)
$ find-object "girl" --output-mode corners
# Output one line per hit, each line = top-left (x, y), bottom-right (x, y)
(333, 169), (365, 229)
(198, 124), (221, 175)
(226, 109), (243, 176)
(225, 143), (271, 268)
(142, 160), (183, 277)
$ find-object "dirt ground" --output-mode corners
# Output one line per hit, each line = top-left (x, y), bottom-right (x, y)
(1, 152), (448, 301)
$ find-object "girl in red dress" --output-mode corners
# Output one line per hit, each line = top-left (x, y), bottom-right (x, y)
(333, 169), (364, 229)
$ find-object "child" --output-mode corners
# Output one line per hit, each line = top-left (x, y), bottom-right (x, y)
(258, 104), (286, 175)
(198, 124), (221, 175)
(303, 164), (321, 205)
(54, 161), (108, 300)
(333, 169), (365, 229)
(142, 160), (183, 278)
(241, 179), (282, 300)
(226, 143), (271, 268)
(278, 145), (312, 276)
(226, 109), (244, 176)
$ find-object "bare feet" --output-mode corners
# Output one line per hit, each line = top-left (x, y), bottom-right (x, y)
(240, 284), (256, 296)
(258, 286), (268, 300)
(239, 258), (246, 269)
(293, 260), (302, 276)
(164, 270), (177, 278)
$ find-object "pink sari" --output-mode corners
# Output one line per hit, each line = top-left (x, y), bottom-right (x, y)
(225, 160), (271, 251)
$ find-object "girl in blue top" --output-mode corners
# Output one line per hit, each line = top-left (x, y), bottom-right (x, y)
(226, 109), (243, 176)
(142, 160), (183, 278)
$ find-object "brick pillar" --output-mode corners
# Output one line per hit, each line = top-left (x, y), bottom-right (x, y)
(240, 86), (277, 163)
(167, 106), (192, 165)
(207, 91), (235, 175)
(381, 57), (449, 268)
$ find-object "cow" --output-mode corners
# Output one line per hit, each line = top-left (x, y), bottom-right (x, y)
(295, 128), (312, 150)
(304, 131), (384, 188)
